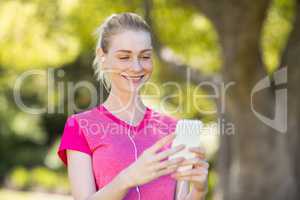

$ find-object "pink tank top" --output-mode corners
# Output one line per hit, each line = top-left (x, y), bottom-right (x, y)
(57, 104), (179, 200)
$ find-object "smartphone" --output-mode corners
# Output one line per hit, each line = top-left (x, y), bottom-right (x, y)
(169, 119), (203, 171)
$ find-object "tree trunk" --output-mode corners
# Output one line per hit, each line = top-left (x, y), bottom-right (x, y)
(280, 0), (300, 198)
(177, 0), (299, 199)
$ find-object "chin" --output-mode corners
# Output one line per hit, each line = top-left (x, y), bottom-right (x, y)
(114, 83), (140, 93)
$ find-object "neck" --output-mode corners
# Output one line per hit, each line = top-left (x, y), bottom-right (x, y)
(103, 86), (146, 114)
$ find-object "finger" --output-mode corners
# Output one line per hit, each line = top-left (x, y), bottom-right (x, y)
(190, 152), (205, 160)
(173, 168), (208, 177)
(172, 174), (207, 183)
(188, 147), (206, 157)
(153, 157), (185, 171)
(178, 157), (209, 168)
(154, 144), (186, 161)
(153, 165), (178, 179)
(148, 133), (176, 153)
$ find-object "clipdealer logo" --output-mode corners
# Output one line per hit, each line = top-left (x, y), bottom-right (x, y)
(250, 67), (287, 133)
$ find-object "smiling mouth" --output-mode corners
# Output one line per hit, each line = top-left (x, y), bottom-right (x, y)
(121, 75), (145, 82)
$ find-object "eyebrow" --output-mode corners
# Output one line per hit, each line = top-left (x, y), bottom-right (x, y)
(114, 49), (152, 53)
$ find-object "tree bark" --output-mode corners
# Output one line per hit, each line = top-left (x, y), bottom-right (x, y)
(173, 0), (299, 199)
(280, 0), (300, 198)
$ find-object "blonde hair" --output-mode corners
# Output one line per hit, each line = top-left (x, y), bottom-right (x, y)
(92, 12), (152, 91)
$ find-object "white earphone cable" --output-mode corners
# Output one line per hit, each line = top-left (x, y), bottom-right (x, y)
(127, 128), (141, 200)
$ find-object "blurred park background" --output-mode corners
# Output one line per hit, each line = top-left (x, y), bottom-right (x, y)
(0, 0), (299, 199)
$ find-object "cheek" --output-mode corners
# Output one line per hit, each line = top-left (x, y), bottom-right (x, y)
(142, 60), (153, 72)
(106, 59), (129, 71)
(109, 73), (124, 82)
(109, 74), (127, 89)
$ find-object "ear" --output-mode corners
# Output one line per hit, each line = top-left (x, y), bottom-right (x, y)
(96, 47), (106, 62)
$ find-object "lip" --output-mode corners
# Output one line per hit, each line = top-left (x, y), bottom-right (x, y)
(121, 74), (145, 83)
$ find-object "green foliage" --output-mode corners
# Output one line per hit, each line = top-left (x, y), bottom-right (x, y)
(0, 0), (80, 71)
(31, 167), (60, 191)
(206, 170), (218, 200)
(152, 0), (221, 74)
(262, 0), (296, 72)
(68, 0), (126, 51)
(8, 166), (69, 193)
(8, 166), (30, 190)
(159, 82), (216, 121)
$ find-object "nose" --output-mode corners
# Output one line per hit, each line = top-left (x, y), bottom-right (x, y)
(131, 57), (143, 72)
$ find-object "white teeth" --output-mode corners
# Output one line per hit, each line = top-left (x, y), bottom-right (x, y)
(122, 75), (144, 80)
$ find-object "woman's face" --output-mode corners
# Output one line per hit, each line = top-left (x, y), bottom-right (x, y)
(100, 30), (153, 93)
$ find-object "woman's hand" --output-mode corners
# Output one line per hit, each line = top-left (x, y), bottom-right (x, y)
(171, 147), (209, 194)
(121, 134), (186, 188)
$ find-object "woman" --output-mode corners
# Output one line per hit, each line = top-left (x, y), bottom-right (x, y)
(57, 12), (209, 200)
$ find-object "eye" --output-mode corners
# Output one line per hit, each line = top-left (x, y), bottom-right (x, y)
(141, 55), (151, 60)
(119, 56), (130, 60)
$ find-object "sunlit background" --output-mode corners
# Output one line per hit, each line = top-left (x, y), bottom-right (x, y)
(0, 0), (298, 199)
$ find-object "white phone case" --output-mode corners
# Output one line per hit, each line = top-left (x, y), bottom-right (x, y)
(169, 119), (203, 172)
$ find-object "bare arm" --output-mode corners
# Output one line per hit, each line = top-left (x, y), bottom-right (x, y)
(67, 150), (131, 200)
